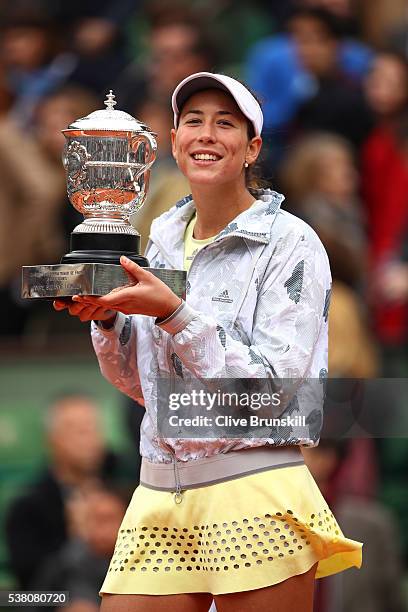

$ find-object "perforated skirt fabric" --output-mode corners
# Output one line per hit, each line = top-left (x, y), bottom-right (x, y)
(100, 464), (362, 595)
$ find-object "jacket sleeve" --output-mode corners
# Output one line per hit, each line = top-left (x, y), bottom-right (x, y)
(90, 313), (145, 404)
(158, 229), (331, 381)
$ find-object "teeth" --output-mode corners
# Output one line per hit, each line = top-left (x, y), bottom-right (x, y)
(193, 153), (218, 161)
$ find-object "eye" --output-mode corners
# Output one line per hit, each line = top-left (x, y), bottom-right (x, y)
(217, 120), (233, 127)
(185, 118), (201, 125)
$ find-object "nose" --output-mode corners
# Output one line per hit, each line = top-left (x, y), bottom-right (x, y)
(197, 120), (216, 143)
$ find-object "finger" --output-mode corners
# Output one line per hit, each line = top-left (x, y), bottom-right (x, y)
(67, 302), (90, 316)
(72, 295), (105, 307)
(120, 256), (151, 281)
(78, 305), (100, 322)
(53, 300), (68, 310)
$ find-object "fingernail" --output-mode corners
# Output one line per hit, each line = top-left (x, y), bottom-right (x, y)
(121, 255), (130, 263)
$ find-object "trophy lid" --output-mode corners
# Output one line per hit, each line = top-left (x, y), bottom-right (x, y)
(63, 90), (151, 133)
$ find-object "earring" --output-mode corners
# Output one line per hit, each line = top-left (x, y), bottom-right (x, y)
(244, 162), (249, 168)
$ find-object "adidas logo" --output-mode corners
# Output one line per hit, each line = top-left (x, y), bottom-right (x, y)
(212, 289), (233, 303)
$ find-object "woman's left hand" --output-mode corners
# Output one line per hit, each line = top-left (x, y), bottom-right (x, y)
(71, 255), (182, 319)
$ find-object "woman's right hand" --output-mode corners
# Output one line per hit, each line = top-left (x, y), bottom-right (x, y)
(53, 298), (117, 325)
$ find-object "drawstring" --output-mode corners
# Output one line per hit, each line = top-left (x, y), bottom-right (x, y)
(172, 456), (183, 504)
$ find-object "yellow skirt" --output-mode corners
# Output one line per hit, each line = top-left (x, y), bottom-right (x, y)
(100, 464), (362, 595)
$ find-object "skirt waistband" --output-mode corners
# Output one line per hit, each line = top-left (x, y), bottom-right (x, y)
(140, 446), (304, 492)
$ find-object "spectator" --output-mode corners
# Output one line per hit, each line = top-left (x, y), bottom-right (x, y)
(5, 393), (122, 588)
(0, 7), (76, 128)
(32, 485), (128, 612)
(289, 8), (373, 148)
(280, 132), (366, 286)
(54, 0), (139, 95)
(280, 132), (378, 377)
(244, 4), (373, 143)
(114, 6), (217, 114)
(361, 51), (408, 357)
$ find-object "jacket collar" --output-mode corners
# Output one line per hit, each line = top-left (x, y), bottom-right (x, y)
(149, 189), (284, 267)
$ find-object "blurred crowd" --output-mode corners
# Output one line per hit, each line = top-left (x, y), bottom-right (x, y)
(1, 0), (408, 609)
(5, 393), (138, 612)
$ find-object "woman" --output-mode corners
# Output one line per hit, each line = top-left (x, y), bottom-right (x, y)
(279, 132), (379, 380)
(54, 72), (362, 611)
(362, 51), (408, 355)
(280, 132), (366, 288)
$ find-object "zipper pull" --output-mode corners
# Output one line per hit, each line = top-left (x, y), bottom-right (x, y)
(172, 456), (183, 504)
(174, 490), (183, 504)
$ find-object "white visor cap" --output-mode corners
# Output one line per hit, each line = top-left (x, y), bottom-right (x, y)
(172, 72), (263, 137)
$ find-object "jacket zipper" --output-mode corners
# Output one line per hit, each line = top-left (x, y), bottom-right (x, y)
(152, 331), (183, 504)
(146, 237), (186, 504)
(166, 332), (183, 504)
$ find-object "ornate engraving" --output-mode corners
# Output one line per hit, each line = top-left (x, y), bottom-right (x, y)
(64, 140), (90, 187)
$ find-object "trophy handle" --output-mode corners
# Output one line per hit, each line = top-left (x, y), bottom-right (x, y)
(129, 132), (157, 181)
(143, 131), (157, 170)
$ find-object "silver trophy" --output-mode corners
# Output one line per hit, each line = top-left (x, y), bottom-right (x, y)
(22, 91), (186, 299)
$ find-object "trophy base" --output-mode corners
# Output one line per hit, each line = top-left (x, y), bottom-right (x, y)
(21, 263), (186, 299)
(61, 231), (148, 266)
(61, 249), (149, 267)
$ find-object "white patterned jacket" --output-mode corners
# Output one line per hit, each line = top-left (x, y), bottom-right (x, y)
(91, 190), (331, 464)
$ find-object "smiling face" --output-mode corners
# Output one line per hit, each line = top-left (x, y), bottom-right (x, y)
(171, 89), (261, 189)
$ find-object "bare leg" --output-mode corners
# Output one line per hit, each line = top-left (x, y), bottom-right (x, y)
(214, 562), (318, 612)
(100, 593), (213, 612)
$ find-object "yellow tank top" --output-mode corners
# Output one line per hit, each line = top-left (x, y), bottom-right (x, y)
(183, 213), (217, 272)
